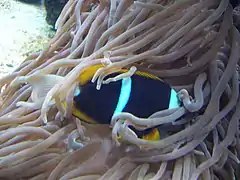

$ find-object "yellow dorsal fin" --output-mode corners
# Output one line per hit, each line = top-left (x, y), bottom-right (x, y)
(78, 64), (163, 86)
(120, 68), (163, 81)
(135, 71), (162, 81)
(78, 64), (104, 85)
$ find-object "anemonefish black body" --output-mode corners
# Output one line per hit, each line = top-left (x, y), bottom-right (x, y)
(70, 64), (180, 141)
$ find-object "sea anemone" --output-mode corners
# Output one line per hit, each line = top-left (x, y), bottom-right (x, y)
(0, 0), (239, 179)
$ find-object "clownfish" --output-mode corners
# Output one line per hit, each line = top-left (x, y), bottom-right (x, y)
(68, 64), (180, 141)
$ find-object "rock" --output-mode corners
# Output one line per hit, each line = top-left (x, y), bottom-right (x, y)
(44, 0), (69, 27)
(234, 4), (240, 31)
(6, 63), (14, 67)
(17, 0), (42, 4)
(230, 0), (240, 8)
(17, 0), (68, 28)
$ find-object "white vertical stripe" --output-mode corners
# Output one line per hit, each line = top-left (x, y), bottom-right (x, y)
(168, 89), (180, 109)
(113, 77), (132, 115)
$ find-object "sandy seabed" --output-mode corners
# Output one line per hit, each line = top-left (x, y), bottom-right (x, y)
(0, 0), (54, 78)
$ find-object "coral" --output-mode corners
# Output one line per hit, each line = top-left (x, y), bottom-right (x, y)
(44, 0), (69, 27)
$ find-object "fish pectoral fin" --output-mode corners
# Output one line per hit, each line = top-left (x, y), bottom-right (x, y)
(72, 106), (97, 124)
(142, 128), (160, 141)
